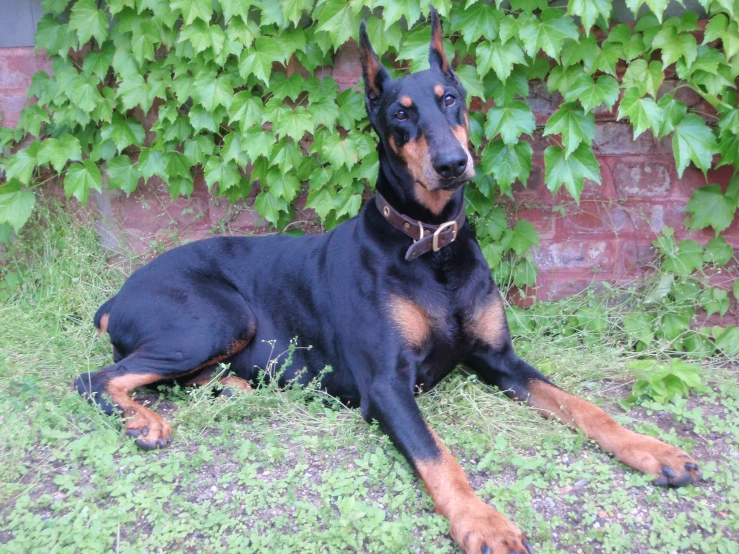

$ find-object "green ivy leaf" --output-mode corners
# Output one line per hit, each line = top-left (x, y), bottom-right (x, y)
(242, 128), (275, 162)
(623, 312), (654, 346)
(660, 311), (691, 342)
(699, 287), (730, 317)
(657, 94), (687, 139)
(274, 107), (314, 141)
(544, 143), (600, 202)
(519, 9), (579, 60)
(617, 88), (663, 139)
(364, 18), (402, 57)
(543, 102), (595, 158)
(563, 74), (619, 112)
(0, 180), (36, 232)
(100, 113), (145, 153)
(306, 186), (335, 221)
(672, 114), (718, 177)
(137, 148), (167, 181)
(481, 140), (532, 194)
(229, 92), (264, 129)
(476, 39), (527, 82)
(507, 220), (539, 255)
(37, 135), (82, 173)
(455, 65), (485, 101)
(5, 141), (40, 185)
(179, 20), (225, 54)
(317, 1), (362, 47)
(662, 239), (703, 276)
(449, 2), (500, 45)
(172, 0), (212, 25)
(255, 191), (288, 227)
(567, 0), (611, 35)
(117, 73), (165, 113)
(484, 67), (529, 105)
(69, 0), (109, 45)
(105, 155), (141, 196)
(266, 167), (301, 203)
(193, 72), (234, 112)
(703, 236), (734, 267)
(685, 184), (735, 235)
(64, 159), (102, 204)
(17, 104), (50, 137)
(238, 37), (284, 85)
(484, 101), (535, 145)
(652, 26), (697, 67)
(621, 59), (663, 98)
(204, 156), (242, 192)
(547, 65), (583, 96)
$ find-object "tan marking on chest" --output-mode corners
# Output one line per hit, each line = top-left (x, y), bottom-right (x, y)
(388, 295), (431, 347)
(468, 293), (508, 346)
(413, 185), (454, 215)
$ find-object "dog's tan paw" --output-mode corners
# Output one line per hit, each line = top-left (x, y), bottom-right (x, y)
(450, 501), (533, 554)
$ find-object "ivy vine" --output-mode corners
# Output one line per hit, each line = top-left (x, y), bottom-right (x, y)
(0, 0), (737, 293)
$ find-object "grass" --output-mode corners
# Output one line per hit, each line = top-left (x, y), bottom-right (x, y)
(0, 206), (738, 553)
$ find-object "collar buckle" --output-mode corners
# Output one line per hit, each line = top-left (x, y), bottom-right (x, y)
(432, 221), (458, 252)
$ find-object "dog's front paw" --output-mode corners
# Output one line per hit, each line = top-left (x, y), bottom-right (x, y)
(450, 501), (533, 554)
(616, 431), (701, 487)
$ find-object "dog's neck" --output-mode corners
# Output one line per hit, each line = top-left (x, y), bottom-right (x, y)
(374, 144), (465, 225)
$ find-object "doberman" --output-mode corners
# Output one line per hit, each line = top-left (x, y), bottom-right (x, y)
(76, 8), (701, 553)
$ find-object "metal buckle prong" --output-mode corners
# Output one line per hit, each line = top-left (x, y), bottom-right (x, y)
(432, 221), (458, 252)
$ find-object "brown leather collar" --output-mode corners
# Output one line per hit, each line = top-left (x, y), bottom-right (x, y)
(375, 192), (465, 261)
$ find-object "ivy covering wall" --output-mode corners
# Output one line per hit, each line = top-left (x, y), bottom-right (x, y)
(0, 0), (737, 292)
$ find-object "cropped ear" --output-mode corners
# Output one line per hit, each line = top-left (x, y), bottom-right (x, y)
(359, 20), (390, 113)
(428, 6), (454, 79)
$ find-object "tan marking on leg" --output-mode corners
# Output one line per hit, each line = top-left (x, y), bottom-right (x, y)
(434, 83), (444, 97)
(106, 373), (173, 449)
(186, 371), (254, 392)
(416, 426), (529, 553)
(98, 313), (109, 334)
(399, 95), (413, 107)
(527, 380), (701, 486)
(387, 295), (430, 347)
(468, 293), (508, 347)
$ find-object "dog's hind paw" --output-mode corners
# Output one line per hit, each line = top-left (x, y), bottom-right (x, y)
(124, 407), (172, 451)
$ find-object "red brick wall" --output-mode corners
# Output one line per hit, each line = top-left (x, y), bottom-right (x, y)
(0, 45), (734, 301)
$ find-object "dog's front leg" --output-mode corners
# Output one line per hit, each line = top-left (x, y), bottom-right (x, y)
(465, 342), (701, 488)
(363, 375), (533, 554)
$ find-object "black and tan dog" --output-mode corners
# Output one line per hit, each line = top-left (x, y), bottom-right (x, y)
(76, 8), (700, 553)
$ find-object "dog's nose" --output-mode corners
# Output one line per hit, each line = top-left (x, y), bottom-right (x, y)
(432, 150), (468, 179)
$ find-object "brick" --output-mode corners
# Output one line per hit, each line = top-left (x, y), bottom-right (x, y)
(332, 41), (361, 91)
(510, 206), (556, 241)
(510, 157), (549, 201)
(615, 241), (654, 277)
(593, 123), (672, 156)
(0, 47), (39, 92)
(527, 82), (560, 125)
(532, 239), (616, 272)
(555, 201), (618, 237)
(610, 157), (681, 199)
(0, 94), (31, 128)
(535, 270), (613, 301)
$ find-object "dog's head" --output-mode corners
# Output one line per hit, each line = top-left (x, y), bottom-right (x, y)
(359, 6), (475, 214)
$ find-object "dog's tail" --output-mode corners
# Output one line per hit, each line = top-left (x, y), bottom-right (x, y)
(93, 295), (117, 333)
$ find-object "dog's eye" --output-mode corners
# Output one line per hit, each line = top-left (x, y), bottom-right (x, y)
(395, 110), (408, 121)
(444, 94), (455, 106)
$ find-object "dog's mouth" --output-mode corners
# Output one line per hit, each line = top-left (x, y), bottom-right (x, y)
(417, 175), (470, 192)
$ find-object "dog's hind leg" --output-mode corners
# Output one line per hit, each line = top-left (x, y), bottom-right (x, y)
(77, 298), (256, 449)
(184, 367), (254, 395)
